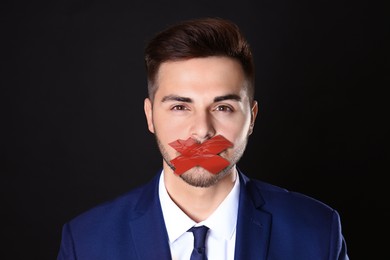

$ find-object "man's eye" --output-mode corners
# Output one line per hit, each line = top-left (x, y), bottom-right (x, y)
(171, 105), (188, 111)
(215, 105), (233, 112)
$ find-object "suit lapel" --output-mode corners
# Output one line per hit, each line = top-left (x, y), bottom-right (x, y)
(234, 172), (272, 260)
(127, 171), (272, 260)
(128, 174), (172, 260)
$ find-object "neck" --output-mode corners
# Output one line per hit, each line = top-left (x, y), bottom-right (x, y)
(163, 165), (237, 222)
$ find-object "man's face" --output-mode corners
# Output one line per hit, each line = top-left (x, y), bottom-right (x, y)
(144, 56), (258, 187)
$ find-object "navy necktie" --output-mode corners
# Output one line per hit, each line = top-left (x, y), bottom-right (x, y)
(188, 225), (209, 260)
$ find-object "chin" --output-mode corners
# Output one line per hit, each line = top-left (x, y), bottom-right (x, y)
(179, 168), (214, 187)
(179, 166), (233, 188)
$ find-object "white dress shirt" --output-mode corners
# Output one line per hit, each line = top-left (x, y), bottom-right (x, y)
(159, 170), (240, 260)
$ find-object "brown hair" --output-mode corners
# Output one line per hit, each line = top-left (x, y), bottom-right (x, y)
(144, 17), (255, 103)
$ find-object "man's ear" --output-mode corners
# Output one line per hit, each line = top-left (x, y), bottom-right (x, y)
(144, 98), (155, 133)
(248, 100), (258, 135)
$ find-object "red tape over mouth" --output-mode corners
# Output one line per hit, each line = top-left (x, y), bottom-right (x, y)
(168, 135), (233, 175)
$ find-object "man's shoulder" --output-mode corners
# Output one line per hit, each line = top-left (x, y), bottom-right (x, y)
(67, 175), (159, 229)
(242, 173), (336, 214)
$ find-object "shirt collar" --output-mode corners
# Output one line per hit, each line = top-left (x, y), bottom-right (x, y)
(159, 170), (240, 244)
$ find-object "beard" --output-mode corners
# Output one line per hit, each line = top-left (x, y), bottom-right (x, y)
(154, 134), (248, 188)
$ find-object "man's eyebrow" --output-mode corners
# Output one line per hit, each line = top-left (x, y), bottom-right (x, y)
(161, 95), (192, 103)
(214, 94), (242, 102)
(160, 94), (241, 103)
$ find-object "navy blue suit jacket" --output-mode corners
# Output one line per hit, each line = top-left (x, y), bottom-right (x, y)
(58, 170), (349, 259)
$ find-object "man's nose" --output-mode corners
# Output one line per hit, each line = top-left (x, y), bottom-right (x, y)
(190, 111), (216, 141)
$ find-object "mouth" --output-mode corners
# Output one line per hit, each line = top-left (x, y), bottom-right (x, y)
(168, 135), (233, 175)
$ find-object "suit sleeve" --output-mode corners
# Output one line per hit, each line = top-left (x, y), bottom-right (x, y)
(57, 223), (77, 260)
(330, 210), (349, 260)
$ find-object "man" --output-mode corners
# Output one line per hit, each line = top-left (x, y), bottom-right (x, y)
(58, 17), (349, 259)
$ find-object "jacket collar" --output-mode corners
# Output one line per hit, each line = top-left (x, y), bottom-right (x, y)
(128, 170), (271, 260)
(128, 173), (172, 260)
(234, 170), (272, 260)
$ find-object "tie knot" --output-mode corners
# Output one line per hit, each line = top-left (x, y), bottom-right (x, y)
(188, 225), (209, 250)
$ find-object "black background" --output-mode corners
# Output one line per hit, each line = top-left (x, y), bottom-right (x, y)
(1, 0), (388, 259)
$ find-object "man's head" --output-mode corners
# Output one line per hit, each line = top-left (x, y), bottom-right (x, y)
(143, 17), (258, 187)
(145, 17), (255, 105)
